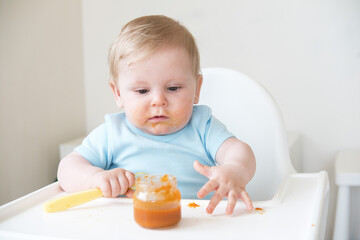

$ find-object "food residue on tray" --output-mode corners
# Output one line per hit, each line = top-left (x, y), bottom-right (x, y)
(187, 202), (200, 208)
(254, 207), (265, 214)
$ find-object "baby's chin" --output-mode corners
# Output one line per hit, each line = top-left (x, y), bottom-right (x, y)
(144, 128), (178, 136)
(141, 124), (184, 136)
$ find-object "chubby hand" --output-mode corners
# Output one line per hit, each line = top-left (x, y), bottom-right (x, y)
(193, 160), (253, 215)
(90, 168), (135, 198)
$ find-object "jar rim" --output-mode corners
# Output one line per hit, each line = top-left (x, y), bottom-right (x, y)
(135, 174), (177, 189)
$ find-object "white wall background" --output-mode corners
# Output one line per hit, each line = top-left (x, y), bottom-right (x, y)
(0, 0), (85, 205)
(81, 1), (360, 239)
(1, 0), (359, 239)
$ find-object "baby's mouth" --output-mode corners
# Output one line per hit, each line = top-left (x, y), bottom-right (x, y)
(148, 115), (169, 123)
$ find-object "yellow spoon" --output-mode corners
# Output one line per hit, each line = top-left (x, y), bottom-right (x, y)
(43, 172), (148, 213)
(43, 188), (103, 213)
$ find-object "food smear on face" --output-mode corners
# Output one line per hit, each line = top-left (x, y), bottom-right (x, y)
(150, 122), (161, 128)
(187, 202), (200, 208)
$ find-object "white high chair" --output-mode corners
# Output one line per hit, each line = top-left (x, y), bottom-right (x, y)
(0, 68), (330, 240)
(200, 67), (297, 200)
(199, 68), (330, 238)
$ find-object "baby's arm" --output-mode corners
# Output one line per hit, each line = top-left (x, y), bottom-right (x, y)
(194, 137), (256, 214)
(57, 152), (135, 198)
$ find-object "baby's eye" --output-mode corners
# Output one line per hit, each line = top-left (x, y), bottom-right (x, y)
(168, 86), (181, 91)
(136, 89), (149, 94)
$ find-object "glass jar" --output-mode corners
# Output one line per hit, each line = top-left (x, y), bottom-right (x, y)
(133, 174), (181, 228)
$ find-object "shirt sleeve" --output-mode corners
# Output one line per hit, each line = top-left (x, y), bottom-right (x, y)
(204, 115), (234, 163)
(192, 105), (234, 164)
(74, 123), (110, 169)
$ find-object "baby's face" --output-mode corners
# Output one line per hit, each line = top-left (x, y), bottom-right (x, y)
(111, 46), (202, 135)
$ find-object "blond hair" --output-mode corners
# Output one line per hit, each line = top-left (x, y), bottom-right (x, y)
(108, 15), (200, 84)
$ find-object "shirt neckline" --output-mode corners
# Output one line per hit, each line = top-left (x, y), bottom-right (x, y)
(125, 117), (186, 142)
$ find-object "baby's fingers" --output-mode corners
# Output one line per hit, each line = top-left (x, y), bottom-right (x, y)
(99, 181), (112, 198)
(117, 175), (130, 196)
(110, 177), (122, 197)
(124, 188), (135, 198)
(207, 187), (227, 214)
(226, 190), (238, 215)
(123, 171), (135, 198)
(225, 190), (252, 214)
(117, 170), (136, 196)
(197, 179), (218, 199)
(239, 190), (253, 210)
(193, 160), (212, 178)
(125, 171), (135, 189)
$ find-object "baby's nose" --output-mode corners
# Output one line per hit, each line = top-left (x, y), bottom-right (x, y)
(151, 91), (167, 107)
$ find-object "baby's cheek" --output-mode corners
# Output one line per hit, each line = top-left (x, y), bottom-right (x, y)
(170, 108), (192, 127)
(128, 108), (148, 125)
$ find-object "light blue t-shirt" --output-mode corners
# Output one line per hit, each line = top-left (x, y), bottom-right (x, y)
(75, 105), (233, 199)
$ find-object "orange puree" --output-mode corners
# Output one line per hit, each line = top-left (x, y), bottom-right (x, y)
(160, 174), (169, 182)
(134, 205), (181, 228)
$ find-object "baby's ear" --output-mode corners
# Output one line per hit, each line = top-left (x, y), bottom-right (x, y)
(109, 81), (124, 108)
(194, 74), (203, 104)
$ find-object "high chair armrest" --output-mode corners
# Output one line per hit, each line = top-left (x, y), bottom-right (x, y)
(270, 172), (330, 240)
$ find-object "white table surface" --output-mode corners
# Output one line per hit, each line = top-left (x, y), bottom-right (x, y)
(0, 173), (327, 240)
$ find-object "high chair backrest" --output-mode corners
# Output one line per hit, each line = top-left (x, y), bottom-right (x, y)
(199, 68), (296, 200)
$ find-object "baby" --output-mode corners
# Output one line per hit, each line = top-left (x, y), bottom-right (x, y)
(57, 15), (256, 215)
